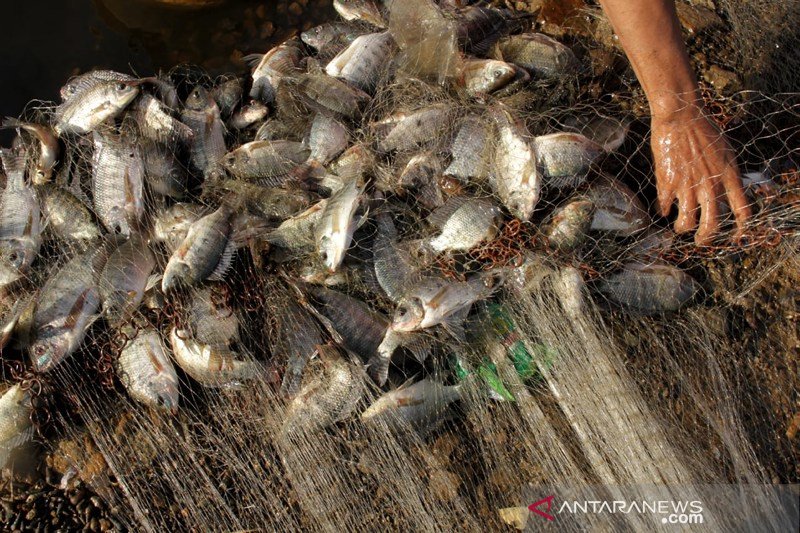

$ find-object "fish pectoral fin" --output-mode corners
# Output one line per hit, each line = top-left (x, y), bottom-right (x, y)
(366, 353), (391, 386)
(441, 307), (470, 343)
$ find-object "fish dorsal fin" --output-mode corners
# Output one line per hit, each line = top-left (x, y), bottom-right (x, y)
(242, 53), (265, 69)
(208, 238), (237, 281)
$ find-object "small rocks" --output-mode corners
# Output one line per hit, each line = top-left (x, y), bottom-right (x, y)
(675, 2), (723, 36)
(703, 65), (740, 92)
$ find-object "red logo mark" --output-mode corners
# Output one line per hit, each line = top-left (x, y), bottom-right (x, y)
(528, 495), (555, 521)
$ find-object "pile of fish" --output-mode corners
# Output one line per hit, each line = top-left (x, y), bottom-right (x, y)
(2, 0), (723, 464)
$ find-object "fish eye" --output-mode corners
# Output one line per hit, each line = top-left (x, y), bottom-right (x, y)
(33, 345), (47, 357)
(397, 305), (408, 318)
(8, 251), (18, 263)
(319, 250), (328, 262)
(116, 82), (128, 91)
(493, 69), (505, 78)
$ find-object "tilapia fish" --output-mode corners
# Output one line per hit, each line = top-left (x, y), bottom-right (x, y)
(325, 31), (396, 91)
(373, 104), (451, 153)
(38, 184), (101, 248)
(116, 328), (179, 413)
(0, 384), (34, 468)
(211, 78), (243, 117)
(494, 33), (578, 78)
(544, 198), (595, 252)
(427, 196), (503, 252)
(222, 140), (309, 181)
(315, 178), (366, 272)
(0, 149), (41, 279)
(99, 236), (155, 325)
(489, 104), (540, 220)
(598, 261), (700, 315)
(228, 100), (269, 131)
(445, 114), (491, 181)
(132, 94), (194, 145)
(295, 70), (371, 119)
(181, 85), (226, 178)
(29, 244), (108, 372)
(209, 179), (309, 221)
(162, 204), (235, 291)
(301, 22), (361, 56)
(333, 0), (386, 28)
(588, 174), (650, 235)
(170, 328), (258, 388)
(308, 114), (349, 165)
(91, 131), (144, 236)
(361, 378), (463, 430)
(266, 200), (328, 254)
(369, 328), (431, 386)
(0, 118), (59, 183)
(459, 58), (516, 96)
(283, 344), (364, 433)
(153, 203), (206, 252)
(59, 69), (135, 100)
(305, 284), (389, 361)
(372, 211), (420, 302)
(142, 142), (188, 199)
(245, 38), (304, 103)
(533, 132), (603, 189)
(392, 273), (497, 334)
(55, 80), (139, 135)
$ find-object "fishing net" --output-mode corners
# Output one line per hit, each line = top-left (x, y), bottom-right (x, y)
(1, 0), (798, 531)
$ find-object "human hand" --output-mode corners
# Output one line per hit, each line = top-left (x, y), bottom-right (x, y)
(650, 103), (751, 245)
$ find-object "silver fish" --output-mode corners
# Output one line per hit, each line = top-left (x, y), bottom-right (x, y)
(55, 80), (139, 135)
(445, 114), (491, 181)
(0, 118), (59, 183)
(99, 236), (156, 325)
(533, 132), (603, 189)
(142, 142), (188, 199)
(38, 184), (101, 248)
(91, 131), (145, 236)
(223, 140), (309, 180)
(361, 378), (463, 429)
(489, 104), (540, 220)
(296, 70), (371, 119)
(588, 174), (650, 235)
(266, 200), (328, 255)
(334, 0), (386, 27)
(162, 204), (235, 291)
(563, 113), (630, 152)
(153, 203), (205, 251)
(209, 179), (310, 221)
(305, 284), (389, 360)
(29, 244), (107, 372)
(459, 58), (516, 96)
(266, 281), (325, 397)
(116, 328), (179, 412)
(244, 38), (304, 103)
(170, 327), (259, 388)
(308, 114), (349, 165)
(131, 94), (194, 145)
(544, 198), (595, 252)
(0, 384), (34, 468)
(325, 31), (396, 91)
(373, 103), (451, 153)
(301, 22), (361, 55)
(427, 196), (503, 252)
(494, 33), (578, 78)
(372, 211), (420, 302)
(59, 70), (135, 101)
(211, 78), (243, 118)
(396, 151), (443, 191)
(228, 100), (269, 130)
(0, 149), (41, 279)
(392, 273), (497, 333)
(315, 178), (366, 272)
(598, 261), (700, 315)
(329, 143), (376, 183)
(181, 85), (226, 178)
(283, 345), (364, 433)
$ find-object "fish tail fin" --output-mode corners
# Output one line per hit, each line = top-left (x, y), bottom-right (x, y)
(366, 354), (390, 386)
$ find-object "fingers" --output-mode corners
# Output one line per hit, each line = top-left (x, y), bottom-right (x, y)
(694, 177), (721, 245)
(674, 183), (698, 235)
(721, 166), (752, 235)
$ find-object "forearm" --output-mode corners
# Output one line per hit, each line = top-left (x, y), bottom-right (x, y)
(597, 0), (698, 117)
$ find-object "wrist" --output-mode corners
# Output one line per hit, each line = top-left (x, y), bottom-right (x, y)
(648, 87), (702, 120)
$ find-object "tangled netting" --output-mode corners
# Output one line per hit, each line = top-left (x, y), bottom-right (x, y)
(1, 0), (798, 530)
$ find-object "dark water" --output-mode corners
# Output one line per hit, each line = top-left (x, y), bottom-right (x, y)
(0, 0), (334, 119)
